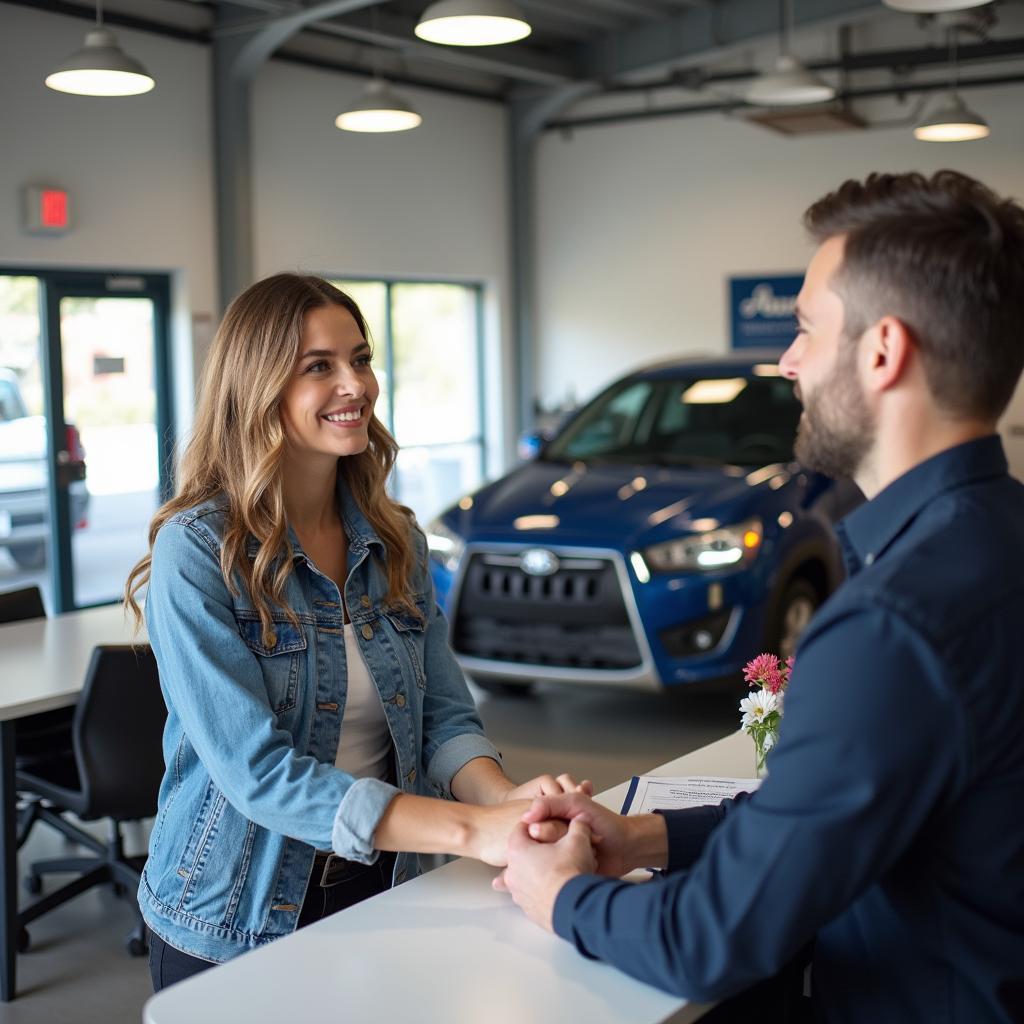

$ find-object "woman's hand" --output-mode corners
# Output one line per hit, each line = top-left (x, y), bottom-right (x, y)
(464, 800), (535, 866)
(451, 757), (592, 806)
(501, 774), (594, 803)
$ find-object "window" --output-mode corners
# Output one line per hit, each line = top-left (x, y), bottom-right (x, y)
(333, 279), (485, 524)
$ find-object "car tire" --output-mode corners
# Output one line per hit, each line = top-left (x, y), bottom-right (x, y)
(9, 543), (46, 569)
(767, 577), (819, 662)
(470, 677), (535, 697)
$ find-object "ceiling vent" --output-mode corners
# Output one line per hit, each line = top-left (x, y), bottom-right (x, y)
(744, 105), (866, 135)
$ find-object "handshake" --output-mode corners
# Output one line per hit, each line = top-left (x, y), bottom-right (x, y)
(476, 776), (671, 934)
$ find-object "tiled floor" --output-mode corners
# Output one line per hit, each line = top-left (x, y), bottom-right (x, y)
(0, 682), (736, 1023)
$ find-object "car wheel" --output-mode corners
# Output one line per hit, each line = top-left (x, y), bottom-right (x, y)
(471, 677), (535, 697)
(769, 578), (819, 661)
(9, 543), (46, 569)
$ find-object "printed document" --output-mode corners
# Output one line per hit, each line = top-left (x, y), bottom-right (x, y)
(620, 775), (761, 815)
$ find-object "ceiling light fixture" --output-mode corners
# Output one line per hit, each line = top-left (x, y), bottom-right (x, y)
(336, 7), (421, 134)
(913, 27), (989, 141)
(415, 0), (531, 47)
(335, 79), (422, 133)
(883, 0), (993, 12)
(45, 0), (154, 96)
(914, 92), (989, 141)
(746, 0), (834, 106)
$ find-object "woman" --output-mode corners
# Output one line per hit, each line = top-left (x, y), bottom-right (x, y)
(125, 274), (587, 991)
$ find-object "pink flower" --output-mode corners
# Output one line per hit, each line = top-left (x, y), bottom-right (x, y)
(743, 652), (790, 695)
(743, 653), (779, 685)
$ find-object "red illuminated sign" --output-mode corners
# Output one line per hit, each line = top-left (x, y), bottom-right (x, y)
(21, 184), (72, 235)
(40, 189), (68, 229)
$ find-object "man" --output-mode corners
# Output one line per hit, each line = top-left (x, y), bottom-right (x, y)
(495, 171), (1024, 1023)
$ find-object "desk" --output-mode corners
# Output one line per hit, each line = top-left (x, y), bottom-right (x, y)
(144, 729), (751, 1024)
(0, 603), (144, 1001)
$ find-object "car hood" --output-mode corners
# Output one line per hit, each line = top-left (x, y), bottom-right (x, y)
(455, 459), (786, 549)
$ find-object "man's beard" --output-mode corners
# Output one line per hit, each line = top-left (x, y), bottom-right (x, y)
(793, 344), (873, 479)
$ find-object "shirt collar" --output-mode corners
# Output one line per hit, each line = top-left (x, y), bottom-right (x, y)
(835, 434), (1007, 575)
(241, 474), (386, 560)
(335, 473), (385, 555)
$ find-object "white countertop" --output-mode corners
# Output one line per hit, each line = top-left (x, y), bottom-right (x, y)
(0, 603), (145, 721)
(143, 729), (751, 1024)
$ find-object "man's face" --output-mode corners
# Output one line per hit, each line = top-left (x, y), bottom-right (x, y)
(779, 236), (874, 480)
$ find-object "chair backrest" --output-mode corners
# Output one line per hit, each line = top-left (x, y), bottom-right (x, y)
(73, 645), (167, 821)
(0, 585), (46, 624)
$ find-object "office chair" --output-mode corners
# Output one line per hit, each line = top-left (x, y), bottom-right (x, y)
(15, 644), (167, 957)
(0, 586), (77, 847)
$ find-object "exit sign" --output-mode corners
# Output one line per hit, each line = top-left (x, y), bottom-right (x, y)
(22, 185), (71, 235)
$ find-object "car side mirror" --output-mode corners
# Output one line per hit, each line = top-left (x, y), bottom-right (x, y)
(517, 431), (546, 461)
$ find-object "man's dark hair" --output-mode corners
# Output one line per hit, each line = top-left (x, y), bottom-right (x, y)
(804, 170), (1024, 421)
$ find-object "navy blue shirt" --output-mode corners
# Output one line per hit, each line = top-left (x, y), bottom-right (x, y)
(554, 437), (1024, 1024)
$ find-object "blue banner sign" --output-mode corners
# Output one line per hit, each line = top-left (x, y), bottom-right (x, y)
(729, 274), (803, 350)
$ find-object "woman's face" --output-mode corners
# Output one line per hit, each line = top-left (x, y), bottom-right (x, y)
(279, 303), (379, 464)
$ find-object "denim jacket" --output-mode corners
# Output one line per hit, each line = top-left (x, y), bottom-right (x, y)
(138, 484), (499, 962)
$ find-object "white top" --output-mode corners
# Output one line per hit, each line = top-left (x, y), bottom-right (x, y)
(143, 730), (752, 1024)
(334, 622), (391, 782)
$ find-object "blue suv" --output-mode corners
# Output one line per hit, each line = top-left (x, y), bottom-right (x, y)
(426, 351), (860, 694)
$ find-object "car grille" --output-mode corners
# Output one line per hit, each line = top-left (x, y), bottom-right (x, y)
(452, 552), (642, 670)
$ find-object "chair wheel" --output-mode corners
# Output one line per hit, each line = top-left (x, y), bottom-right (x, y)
(126, 935), (148, 957)
(23, 873), (41, 896)
(17, 928), (30, 954)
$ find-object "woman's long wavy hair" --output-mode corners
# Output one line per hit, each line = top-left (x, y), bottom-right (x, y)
(124, 274), (420, 642)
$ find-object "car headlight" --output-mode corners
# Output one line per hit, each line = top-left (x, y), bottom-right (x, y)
(426, 518), (466, 573)
(643, 517), (763, 573)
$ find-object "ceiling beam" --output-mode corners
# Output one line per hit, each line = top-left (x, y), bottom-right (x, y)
(518, 0), (622, 33)
(224, 0), (378, 79)
(220, 0), (575, 84)
(546, 69), (1024, 132)
(578, 0), (885, 82)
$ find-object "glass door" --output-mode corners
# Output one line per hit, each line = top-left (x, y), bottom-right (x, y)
(0, 271), (172, 612)
(0, 277), (52, 601)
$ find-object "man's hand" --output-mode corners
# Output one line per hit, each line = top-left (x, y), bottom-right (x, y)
(493, 819), (597, 931)
(519, 793), (669, 877)
(501, 774), (594, 803)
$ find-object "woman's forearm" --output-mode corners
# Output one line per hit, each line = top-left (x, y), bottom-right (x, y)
(372, 792), (525, 865)
(450, 756), (515, 805)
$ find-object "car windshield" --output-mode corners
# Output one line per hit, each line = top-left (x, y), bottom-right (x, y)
(0, 376), (28, 422)
(543, 373), (801, 467)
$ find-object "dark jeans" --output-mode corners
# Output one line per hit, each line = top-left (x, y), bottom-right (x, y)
(149, 851), (396, 993)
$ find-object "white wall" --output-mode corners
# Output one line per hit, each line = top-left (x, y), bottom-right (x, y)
(0, 3), (216, 436)
(0, 5), (513, 469)
(252, 62), (512, 474)
(534, 85), (1024, 474)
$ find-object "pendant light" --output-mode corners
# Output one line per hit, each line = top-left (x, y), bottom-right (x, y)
(45, 0), (154, 96)
(335, 79), (422, 133)
(883, 1), (993, 12)
(746, 0), (834, 106)
(914, 28), (989, 141)
(415, 0), (531, 47)
(336, 7), (421, 133)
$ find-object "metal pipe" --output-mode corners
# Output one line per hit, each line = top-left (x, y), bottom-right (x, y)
(545, 71), (1024, 132)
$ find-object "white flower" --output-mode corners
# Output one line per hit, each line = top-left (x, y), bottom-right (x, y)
(739, 689), (778, 731)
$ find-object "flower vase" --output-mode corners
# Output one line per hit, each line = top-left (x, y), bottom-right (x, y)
(753, 729), (776, 779)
